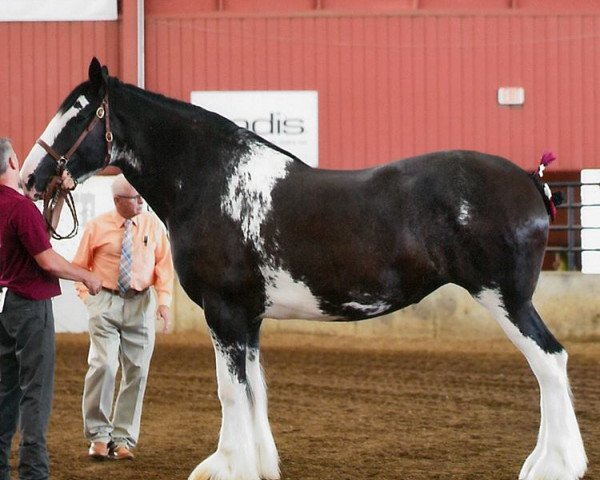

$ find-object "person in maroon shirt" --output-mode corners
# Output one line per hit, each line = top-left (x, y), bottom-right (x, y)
(0, 137), (102, 480)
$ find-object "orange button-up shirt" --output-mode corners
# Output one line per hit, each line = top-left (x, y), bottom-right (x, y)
(73, 210), (174, 306)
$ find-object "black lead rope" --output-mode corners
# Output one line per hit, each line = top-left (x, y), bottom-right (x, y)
(43, 177), (79, 240)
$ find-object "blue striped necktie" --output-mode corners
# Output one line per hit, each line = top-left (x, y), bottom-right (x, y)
(117, 219), (133, 296)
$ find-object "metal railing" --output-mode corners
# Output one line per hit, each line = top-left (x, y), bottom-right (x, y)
(546, 181), (600, 271)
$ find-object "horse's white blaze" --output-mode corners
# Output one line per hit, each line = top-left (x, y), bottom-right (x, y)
(221, 144), (291, 248)
(476, 288), (587, 480)
(262, 268), (334, 320)
(20, 95), (90, 188)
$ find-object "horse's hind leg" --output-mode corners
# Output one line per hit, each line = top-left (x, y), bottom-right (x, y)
(475, 288), (587, 480)
(246, 323), (280, 479)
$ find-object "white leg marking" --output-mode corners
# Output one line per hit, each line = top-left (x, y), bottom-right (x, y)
(189, 336), (259, 480)
(247, 348), (280, 480)
(476, 289), (587, 480)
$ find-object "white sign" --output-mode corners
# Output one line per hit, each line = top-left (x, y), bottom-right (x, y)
(497, 87), (525, 106)
(581, 169), (600, 274)
(191, 90), (319, 167)
(0, 0), (117, 21)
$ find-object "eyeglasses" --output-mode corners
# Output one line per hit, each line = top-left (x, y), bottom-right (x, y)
(116, 194), (143, 201)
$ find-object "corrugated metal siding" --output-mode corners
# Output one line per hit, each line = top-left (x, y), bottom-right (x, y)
(0, 21), (119, 159)
(145, 12), (600, 171)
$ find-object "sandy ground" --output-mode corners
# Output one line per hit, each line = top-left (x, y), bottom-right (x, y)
(7, 332), (600, 479)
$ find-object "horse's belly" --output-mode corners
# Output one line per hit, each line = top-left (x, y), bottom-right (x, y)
(261, 267), (337, 320)
(261, 267), (394, 321)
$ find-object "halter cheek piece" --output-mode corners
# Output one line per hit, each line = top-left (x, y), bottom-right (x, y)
(35, 93), (113, 240)
(36, 93), (113, 182)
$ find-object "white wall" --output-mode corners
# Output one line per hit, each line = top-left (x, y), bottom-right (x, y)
(172, 272), (600, 341)
(50, 176), (115, 332)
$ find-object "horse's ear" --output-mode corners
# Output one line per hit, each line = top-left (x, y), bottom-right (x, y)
(89, 57), (103, 90)
(101, 66), (110, 84)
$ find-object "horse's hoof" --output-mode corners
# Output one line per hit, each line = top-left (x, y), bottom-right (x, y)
(188, 452), (261, 480)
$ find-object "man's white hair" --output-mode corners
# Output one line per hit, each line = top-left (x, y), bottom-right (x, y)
(111, 174), (137, 197)
(0, 137), (15, 176)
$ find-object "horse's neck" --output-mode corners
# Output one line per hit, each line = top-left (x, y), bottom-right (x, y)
(111, 85), (307, 222)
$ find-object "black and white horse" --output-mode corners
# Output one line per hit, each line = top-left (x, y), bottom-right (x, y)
(21, 58), (587, 480)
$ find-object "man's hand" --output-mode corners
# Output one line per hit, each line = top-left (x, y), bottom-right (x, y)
(83, 272), (102, 295)
(60, 170), (77, 190)
(157, 305), (171, 334)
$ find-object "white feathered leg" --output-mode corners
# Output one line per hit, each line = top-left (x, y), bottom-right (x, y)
(189, 335), (259, 480)
(476, 289), (587, 480)
(246, 347), (280, 479)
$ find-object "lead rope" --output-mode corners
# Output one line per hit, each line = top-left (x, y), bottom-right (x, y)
(43, 176), (79, 240)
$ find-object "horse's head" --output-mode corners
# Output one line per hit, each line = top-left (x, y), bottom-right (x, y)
(21, 57), (114, 200)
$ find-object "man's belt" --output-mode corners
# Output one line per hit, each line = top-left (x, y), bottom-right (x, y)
(102, 287), (149, 299)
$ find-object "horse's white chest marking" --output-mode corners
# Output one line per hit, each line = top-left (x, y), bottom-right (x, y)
(221, 144), (291, 248)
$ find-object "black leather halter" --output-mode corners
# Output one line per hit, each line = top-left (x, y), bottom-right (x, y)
(35, 93), (113, 239)
(36, 93), (113, 177)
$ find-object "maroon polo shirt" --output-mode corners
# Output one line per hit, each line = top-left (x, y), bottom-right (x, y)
(0, 184), (61, 300)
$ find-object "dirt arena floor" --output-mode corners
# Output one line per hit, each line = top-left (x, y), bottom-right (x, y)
(8, 331), (600, 480)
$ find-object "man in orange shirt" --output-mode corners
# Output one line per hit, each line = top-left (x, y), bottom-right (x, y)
(73, 174), (174, 461)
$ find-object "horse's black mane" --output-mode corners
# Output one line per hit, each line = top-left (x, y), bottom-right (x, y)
(120, 79), (241, 133)
(113, 77), (305, 164)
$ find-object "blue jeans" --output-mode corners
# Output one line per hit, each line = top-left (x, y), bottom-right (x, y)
(0, 291), (54, 480)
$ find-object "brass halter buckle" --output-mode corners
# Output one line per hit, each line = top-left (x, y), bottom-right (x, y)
(35, 93), (113, 176)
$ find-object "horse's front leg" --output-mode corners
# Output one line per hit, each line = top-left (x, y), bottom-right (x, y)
(189, 322), (259, 480)
(246, 322), (279, 479)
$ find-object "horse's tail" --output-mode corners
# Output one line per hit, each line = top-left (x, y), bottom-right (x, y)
(530, 150), (562, 221)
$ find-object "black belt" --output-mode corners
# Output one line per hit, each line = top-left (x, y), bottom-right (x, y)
(102, 287), (149, 299)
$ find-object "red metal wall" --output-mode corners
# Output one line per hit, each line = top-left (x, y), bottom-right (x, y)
(2, 1), (600, 173)
(0, 21), (120, 160)
(145, 1), (600, 171)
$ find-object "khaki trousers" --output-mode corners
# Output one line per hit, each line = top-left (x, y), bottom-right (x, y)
(82, 289), (155, 448)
